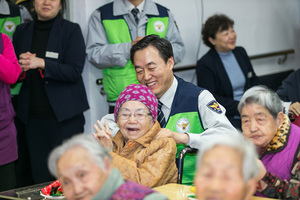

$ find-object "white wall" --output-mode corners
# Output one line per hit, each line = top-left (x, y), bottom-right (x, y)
(66, 0), (300, 134)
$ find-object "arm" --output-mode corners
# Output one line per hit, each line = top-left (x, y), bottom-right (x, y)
(111, 138), (177, 187)
(19, 5), (32, 23)
(0, 34), (21, 84)
(257, 154), (300, 199)
(187, 90), (238, 148)
(196, 58), (239, 116)
(165, 10), (185, 64)
(86, 10), (131, 69)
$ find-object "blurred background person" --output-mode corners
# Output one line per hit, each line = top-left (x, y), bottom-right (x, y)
(86, 0), (185, 113)
(15, 0), (34, 18)
(276, 68), (300, 123)
(194, 134), (260, 200)
(48, 134), (168, 200)
(196, 14), (259, 130)
(12, 0), (89, 184)
(0, 32), (21, 191)
(93, 84), (178, 187)
(238, 86), (300, 199)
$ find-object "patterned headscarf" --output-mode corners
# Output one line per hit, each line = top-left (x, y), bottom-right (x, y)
(114, 84), (158, 123)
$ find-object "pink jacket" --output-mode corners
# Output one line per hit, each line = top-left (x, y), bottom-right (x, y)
(0, 33), (21, 165)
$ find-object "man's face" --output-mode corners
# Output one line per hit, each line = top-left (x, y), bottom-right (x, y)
(57, 147), (110, 200)
(133, 46), (174, 99)
(195, 145), (254, 200)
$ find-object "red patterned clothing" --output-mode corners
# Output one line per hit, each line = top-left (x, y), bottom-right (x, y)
(91, 168), (167, 200)
(256, 116), (300, 199)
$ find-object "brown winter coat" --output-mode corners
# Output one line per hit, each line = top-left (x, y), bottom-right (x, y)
(111, 121), (178, 187)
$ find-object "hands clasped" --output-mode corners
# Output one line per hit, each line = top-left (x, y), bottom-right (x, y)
(93, 120), (113, 151)
(19, 52), (44, 71)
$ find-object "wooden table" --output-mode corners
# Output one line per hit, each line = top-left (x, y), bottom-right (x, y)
(153, 183), (277, 200)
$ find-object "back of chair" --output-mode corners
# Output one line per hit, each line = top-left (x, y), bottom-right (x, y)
(176, 147), (198, 184)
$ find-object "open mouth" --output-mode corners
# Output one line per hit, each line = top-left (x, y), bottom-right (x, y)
(127, 128), (139, 132)
(146, 81), (157, 87)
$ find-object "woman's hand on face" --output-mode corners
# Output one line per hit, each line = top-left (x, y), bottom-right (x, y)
(289, 102), (300, 117)
(93, 120), (113, 150)
(19, 52), (45, 71)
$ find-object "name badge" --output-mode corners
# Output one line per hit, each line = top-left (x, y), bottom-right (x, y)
(247, 71), (253, 78)
(45, 51), (59, 59)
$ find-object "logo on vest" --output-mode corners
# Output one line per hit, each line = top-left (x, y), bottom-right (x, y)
(154, 21), (165, 33)
(4, 21), (16, 33)
(176, 118), (190, 133)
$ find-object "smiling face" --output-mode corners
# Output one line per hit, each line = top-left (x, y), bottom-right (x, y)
(117, 101), (153, 142)
(209, 26), (236, 52)
(195, 146), (254, 200)
(133, 46), (174, 99)
(33, 0), (62, 21)
(241, 103), (283, 149)
(57, 147), (111, 200)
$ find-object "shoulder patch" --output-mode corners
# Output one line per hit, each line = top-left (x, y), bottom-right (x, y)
(207, 100), (222, 114)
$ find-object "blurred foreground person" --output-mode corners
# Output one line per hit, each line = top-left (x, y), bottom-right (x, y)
(48, 134), (168, 200)
(239, 86), (300, 199)
(194, 134), (260, 200)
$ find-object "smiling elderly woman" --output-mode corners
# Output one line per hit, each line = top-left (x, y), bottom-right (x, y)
(93, 84), (178, 187)
(238, 86), (300, 199)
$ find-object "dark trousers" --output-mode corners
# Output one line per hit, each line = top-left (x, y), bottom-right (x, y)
(0, 161), (16, 192)
(16, 113), (84, 184)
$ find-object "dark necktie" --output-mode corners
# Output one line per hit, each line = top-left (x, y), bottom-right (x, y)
(131, 8), (139, 24)
(157, 100), (166, 128)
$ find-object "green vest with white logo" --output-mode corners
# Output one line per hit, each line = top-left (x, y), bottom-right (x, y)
(165, 76), (205, 185)
(99, 3), (169, 102)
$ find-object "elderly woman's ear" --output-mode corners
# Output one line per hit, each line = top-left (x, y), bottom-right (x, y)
(276, 112), (285, 130)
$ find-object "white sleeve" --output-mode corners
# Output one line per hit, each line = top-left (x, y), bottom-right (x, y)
(100, 113), (119, 136)
(187, 90), (239, 148)
(19, 5), (32, 23)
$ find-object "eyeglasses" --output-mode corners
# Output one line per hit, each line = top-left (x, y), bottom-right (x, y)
(118, 109), (151, 121)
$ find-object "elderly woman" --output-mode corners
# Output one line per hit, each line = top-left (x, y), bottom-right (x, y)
(194, 134), (260, 200)
(238, 86), (300, 199)
(93, 84), (178, 187)
(196, 14), (260, 129)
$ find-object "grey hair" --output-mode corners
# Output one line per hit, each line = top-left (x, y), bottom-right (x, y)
(48, 134), (111, 178)
(238, 85), (282, 119)
(196, 133), (260, 182)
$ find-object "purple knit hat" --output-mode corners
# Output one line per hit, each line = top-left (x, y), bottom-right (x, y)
(114, 84), (158, 123)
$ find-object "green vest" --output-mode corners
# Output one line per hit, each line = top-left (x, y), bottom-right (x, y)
(166, 112), (204, 185)
(0, 2), (22, 95)
(100, 3), (169, 102)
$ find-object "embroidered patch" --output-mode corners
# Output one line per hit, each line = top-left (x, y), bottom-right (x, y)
(4, 21), (16, 33)
(154, 21), (165, 33)
(207, 100), (222, 114)
(176, 118), (190, 133)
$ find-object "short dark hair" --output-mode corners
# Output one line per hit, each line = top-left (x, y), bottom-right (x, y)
(32, 0), (66, 19)
(130, 34), (173, 64)
(202, 14), (234, 48)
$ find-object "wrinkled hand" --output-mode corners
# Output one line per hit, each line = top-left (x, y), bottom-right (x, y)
(154, 128), (189, 144)
(93, 120), (113, 150)
(131, 36), (143, 46)
(256, 159), (267, 181)
(289, 102), (300, 117)
(19, 52), (44, 71)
